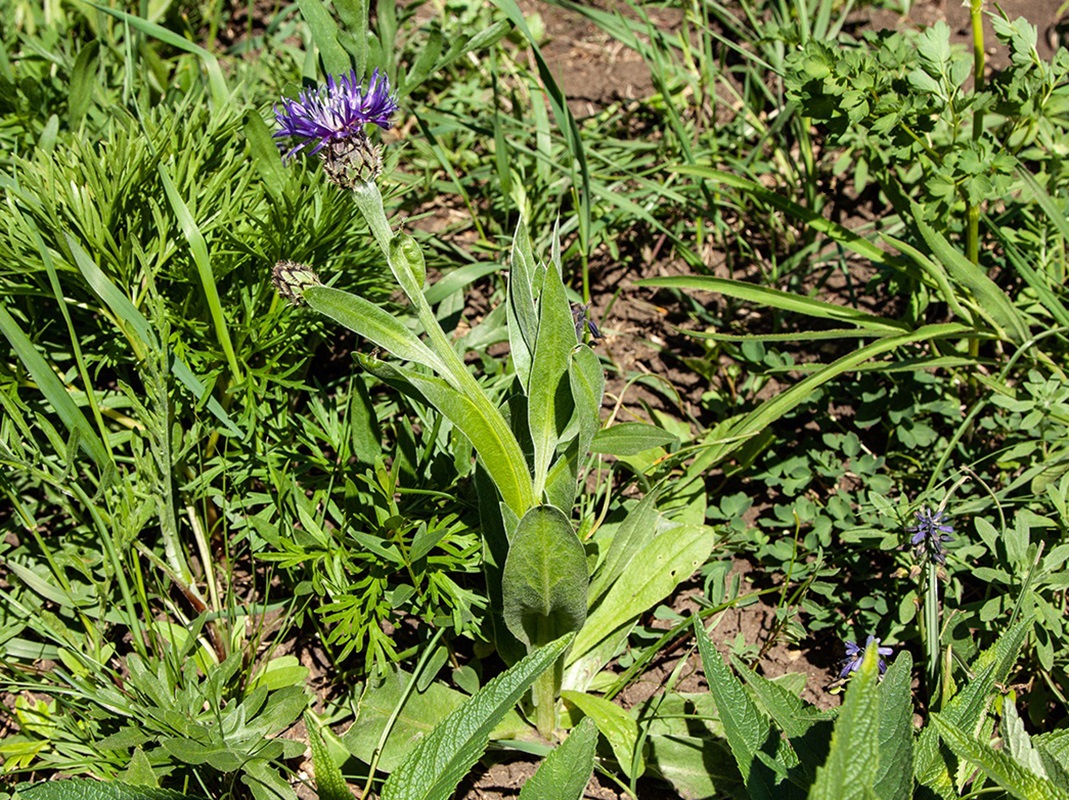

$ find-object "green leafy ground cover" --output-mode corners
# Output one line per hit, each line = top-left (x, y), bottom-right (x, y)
(1, 0), (1068, 797)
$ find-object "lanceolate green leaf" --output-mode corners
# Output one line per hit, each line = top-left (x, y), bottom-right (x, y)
(528, 258), (575, 499)
(587, 490), (660, 608)
(874, 650), (914, 800)
(303, 286), (448, 377)
(0, 304), (110, 468)
(305, 712), (351, 800)
(517, 717), (598, 800)
(507, 218), (539, 387)
(635, 275), (907, 331)
(357, 358), (532, 517)
(502, 506), (588, 648)
(560, 690), (642, 780)
(571, 524), (714, 664)
(590, 422), (678, 456)
(295, 0), (352, 77)
(381, 635), (573, 800)
(930, 714), (1069, 800)
(810, 643), (882, 800)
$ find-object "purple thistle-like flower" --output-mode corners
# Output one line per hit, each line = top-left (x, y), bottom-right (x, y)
(908, 507), (954, 565)
(273, 69), (398, 160)
(839, 635), (893, 678)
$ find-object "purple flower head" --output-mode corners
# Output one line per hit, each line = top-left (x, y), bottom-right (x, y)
(839, 635), (893, 678)
(273, 69), (399, 162)
(908, 507), (954, 565)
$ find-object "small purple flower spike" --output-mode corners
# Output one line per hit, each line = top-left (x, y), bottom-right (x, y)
(908, 507), (954, 565)
(274, 69), (398, 160)
(839, 635), (893, 678)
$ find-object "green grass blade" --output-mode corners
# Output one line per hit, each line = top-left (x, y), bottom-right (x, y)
(670, 166), (891, 266)
(381, 634), (573, 800)
(85, 2), (228, 106)
(636, 275), (908, 331)
(0, 304), (110, 468)
(911, 202), (1031, 343)
(157, 164), (242, 381)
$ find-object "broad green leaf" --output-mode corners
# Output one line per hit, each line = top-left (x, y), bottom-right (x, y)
(561, 691), (643, 780)
(911, 202), (1031, 343)
(635, 276), (906, 331)
(342, 669), (466, 773)
(930, 714), (1069, 800)
(590, 422), (678, 456)
(502, 506), (588, 648)
(694, 618), (779, 799)
(0, 304), (110, 468)
(304, 286), (447, 376)
(296, 0), (352, 77)
(381, 634), (573, 800)
(587, 490), (661, 607)
(810, 642), (881, 800)
(646, 733), (741, 799)
(517, 717), (598, 800)
(306, 712), (351, 800)
(915, 618), (1031, 798)
(528, 257), (575, 499)
(1002, 696), (1047, 781)
(358, 357), (532, 517)
(875, 651), (914, 800)
(18, 780), (205, 800)
(389, 233), (428, 297)
(571, 524), (714, 664)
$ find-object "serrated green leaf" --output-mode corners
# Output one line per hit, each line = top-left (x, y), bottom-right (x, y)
(517, 717), (598, 800)
(915, 618), (1032, 798)
(931, 714), (1069, 800)
(381, 634), (573, 800)
(875, 650), (914, 800)
(18, 780), (206, 800)
(694, 618), (779, 799)
(306, 711), (351, 800)
(810, 642), (882, 800)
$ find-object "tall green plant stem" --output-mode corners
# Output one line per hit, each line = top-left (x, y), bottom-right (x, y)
(924, 562), (940, 701)
(350, 181), (535, 516)
(966, 0), (986, 266)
